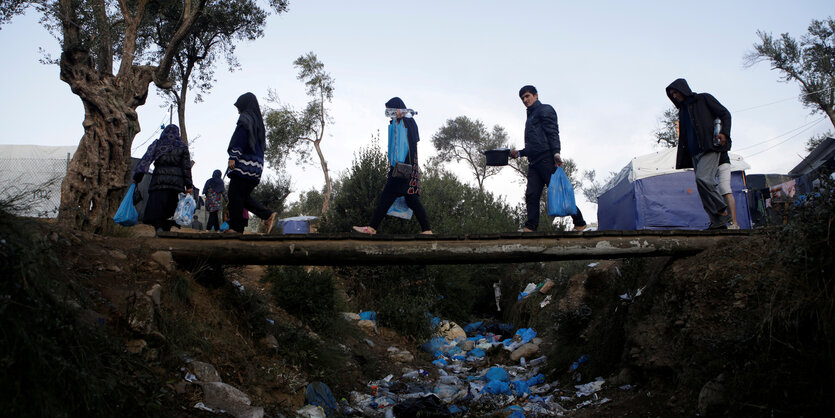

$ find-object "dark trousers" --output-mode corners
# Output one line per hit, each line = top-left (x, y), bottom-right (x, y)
(369, 178), (431, 232)
(524, 162), (586, 231)
(228, 176), (272, 233)
(207, 211), (220, 231)
(143, 189), (179, 232)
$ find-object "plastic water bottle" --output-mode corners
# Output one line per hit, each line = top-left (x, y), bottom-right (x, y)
(385, 108), (417, 118)
(713, 118), (722, 147)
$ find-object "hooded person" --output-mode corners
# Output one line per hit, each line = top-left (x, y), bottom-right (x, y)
(203, 169), (226, 231)
(666, 78), (733, 229)
(226, 92), (278, 234)
(352, 97), (432, 234)
(133, 124), (194, 232)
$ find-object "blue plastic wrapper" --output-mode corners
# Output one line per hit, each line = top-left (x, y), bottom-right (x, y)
(485, 367), (509, 382)
(359, 311), (377, 321)
(483, 380), (511, 395)
(526, 373), (545, 386)
(511, 380), (530, 395)
(432, 359), (448, 368)
(515, 328), (537, 344)
(468, 348), (486, 358)
(422, 336), (447, 353)
(464, 321), (483, 333)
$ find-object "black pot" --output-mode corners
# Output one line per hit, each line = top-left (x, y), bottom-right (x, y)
(484, 148), (510, 166)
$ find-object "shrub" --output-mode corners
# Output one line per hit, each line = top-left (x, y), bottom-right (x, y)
(265, 266), (338, 332)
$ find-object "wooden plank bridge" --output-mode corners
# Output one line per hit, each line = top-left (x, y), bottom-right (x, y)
(152, 229), (753, 266)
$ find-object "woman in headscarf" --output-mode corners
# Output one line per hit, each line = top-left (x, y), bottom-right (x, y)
(203, 169), (226, 231)
(133, 124), (193, 232)
(353, 97), (432, 234)
(226, 92), (278, 233)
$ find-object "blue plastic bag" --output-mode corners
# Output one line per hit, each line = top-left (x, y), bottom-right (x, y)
(220, 221), (229, 232)
(386, 196), (413, 219)
(173, 193), (196, 226)
(387, 119), (409, 166)
(305, 382), (338, 417)
(113, 184), (138, 226)
(547, 166), (577, 216)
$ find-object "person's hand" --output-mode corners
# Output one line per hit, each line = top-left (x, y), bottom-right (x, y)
(228, 159), (235, 170)
(717, 133), (727, 146)
(510, 149), (519, 159)
(554, 153), (563, 167)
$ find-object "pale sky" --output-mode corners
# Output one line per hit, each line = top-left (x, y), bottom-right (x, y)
(1, 1), (832, 224)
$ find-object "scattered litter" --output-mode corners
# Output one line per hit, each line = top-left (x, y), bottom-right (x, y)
(231, 280), (245, 292)
(575, 377), (605, 397)
(588, 262), (599, 267)
(540, 295), (552, 308)
(193, 402), (222, 413)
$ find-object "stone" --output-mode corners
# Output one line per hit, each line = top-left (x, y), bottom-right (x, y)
(389, 350), (414, 363)
(436, 320), (466, 341)
(188, 360), (222, 383)
(697, 374), (727, 416)
(510, 343), (539, 361)
(341, 312), (360, 321)
(199, 382), (253, 416)
(260, 334), (279, 349)
(109, 249), (128, 260)
(125, 339), (148, 354)
(127, 292), (155, 334)
(146, 283), (162, 306)
(150, 251), (174, 271)
(357, 319), (376, 334)
(458, 339), (476, 351)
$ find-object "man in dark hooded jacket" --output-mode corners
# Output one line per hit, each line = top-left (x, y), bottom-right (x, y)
(510, 85), (587, 232)
(666, 78), (732, 229)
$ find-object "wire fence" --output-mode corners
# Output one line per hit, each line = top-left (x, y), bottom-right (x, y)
(0, 157), (69, 218)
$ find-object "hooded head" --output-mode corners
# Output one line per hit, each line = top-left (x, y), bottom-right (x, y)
(204, 169), (226, 194)
(234, 92), (266, 151)
(385, 97), (406, 110)
(666, 78), (694, 108)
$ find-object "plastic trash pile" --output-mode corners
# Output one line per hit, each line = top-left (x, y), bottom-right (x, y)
(316, 319), (614, 417)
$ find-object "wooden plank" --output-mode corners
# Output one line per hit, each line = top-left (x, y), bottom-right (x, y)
(150, 231), (752, 266)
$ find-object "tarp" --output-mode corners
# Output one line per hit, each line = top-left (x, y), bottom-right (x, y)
(597, 149), (751, 230)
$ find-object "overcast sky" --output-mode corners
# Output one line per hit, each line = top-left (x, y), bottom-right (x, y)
(0, 1), (832, 224)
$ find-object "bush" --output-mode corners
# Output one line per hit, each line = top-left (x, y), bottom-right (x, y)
(265, 266), (338, 332)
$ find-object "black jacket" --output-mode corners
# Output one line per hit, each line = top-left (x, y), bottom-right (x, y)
(666, 78), (731, 169)
(520, 100), (560, 165)
(149, 146), (193, 193)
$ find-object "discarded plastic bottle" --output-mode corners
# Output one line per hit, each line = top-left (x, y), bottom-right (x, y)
(713, 118), (722, 147)
(385, 108), (417, 118)
(529, 356), (547, 366)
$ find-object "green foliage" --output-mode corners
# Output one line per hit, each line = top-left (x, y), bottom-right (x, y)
(285, 188), (326, 218)
(319, 142), (389, 232)
(251, 174), (292, 214)
(264, 266), (338, 332)
(431, 116), (510, 191)
(745, 17), (835, 129)
(806, 130), (833, 152)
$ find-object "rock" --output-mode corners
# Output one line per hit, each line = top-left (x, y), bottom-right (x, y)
(172, 380), (188, 394)
(436, 320), (466, 341)
(357, 319), (376, 334)
(510, 343), (539, 361)
(458, 339), (476, 351)
(199, 382), (258, 418)
(150, 251), (174, 271)
(697, 374), (727, 416)
(146, 284), (162, 306)
(109, 249), (128, 260)
(260, 334), (279, 349)
(188, 360), (222, 383)
(127, 292), (155, 334)
(608, 368), (634, 386)
(341, 312), (360, 321)
(125, 339), (148, 354)
(389, 350), (415, 363)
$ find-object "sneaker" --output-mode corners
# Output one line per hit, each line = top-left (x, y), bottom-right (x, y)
(265, 212), (279, 234)
(352, 226), (376, 234)
(727, 222), (740, 230)
(573, 224), (587, 231)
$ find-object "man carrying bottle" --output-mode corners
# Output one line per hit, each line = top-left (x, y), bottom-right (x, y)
(666, 78), (733, 229)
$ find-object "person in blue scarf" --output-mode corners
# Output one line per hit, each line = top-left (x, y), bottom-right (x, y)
(226, 92), (278, 233)
(133, 124), (193, 232)
(353, 97), (432, 234)
(202, 169), (226, 231)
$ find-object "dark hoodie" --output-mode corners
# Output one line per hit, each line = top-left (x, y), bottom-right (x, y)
(520, 100), (561, 165)
(666, 78), (732, 169)
(385, 97), (420, 164)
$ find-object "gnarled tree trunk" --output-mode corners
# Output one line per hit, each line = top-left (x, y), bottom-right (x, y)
(57, 47), (156, 232)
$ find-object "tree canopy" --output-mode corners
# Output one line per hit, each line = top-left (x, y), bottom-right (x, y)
(745, 17), (835, 130)
(431, 116), (509, 192)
